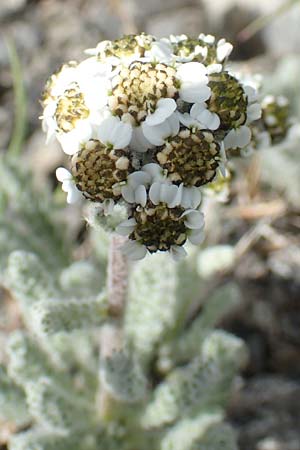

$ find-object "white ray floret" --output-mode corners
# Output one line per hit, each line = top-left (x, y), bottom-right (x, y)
(121, 171), (151, 204)
(149, 182), (181, 208)
(179, 185), (202, 209)
(145, 98), (177, 127)
(170, 245), (187, 261)
(97, 115), (132, 149)
(190, 103), (220, 131)
(142, 163), (168, 183)
(216, 39), (233, 62)
(176, 62), (211, 104)
(115, 218), (137, 236)
(129, 126), (154, 153)
(142, 112), (180, 146)
(56, 167), (82, 204)
(224, 125), (252, 150)
(144, 40), (174, 63)
(181, 209), (205, 229)
(121, 240), (148, 261)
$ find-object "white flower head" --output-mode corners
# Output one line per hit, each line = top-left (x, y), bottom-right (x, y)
(42, 61), (113, 155)
(117, 183), (205, 260)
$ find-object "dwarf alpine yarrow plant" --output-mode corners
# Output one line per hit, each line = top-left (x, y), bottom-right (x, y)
(41, 33), (291, 260)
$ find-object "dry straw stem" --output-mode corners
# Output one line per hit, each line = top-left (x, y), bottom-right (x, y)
(238, 0), (300, 42)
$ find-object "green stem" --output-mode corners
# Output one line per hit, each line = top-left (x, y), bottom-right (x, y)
(6, 38), (27, 158)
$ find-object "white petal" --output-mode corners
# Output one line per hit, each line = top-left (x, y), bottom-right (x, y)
(142, 163), (164, 181)
(170, 245), (187, 261)
(216, 40), (233, 62)
(121, 241), (147, 260)
(66, 184), (82, 204)
(145, 98), (177, 126)
(244, 85), (258, 103)
(218, 161), (227, 178)
(224, 129), (237, 150)
(191, 104), (220, 130)
(128, 171), (151, 188)
(160, 184), (179, 207)
(57, 175), (81, 204)
(135, 185), (147, 207)
(97, 116), (132, 148)
(224, 126), (251, 149)
(167, 112), (181, 135)
(236, 126), (252, 148)
(56, 167), (72, 182)
(121, 185), (135, 203)
(130, 126), (153, 152)
(177, 62), (207, 82)
(142, 113), (180, 146)
(182, 210), (205, 229)
(178, 112), (200, 128)
(61, 179), (73, 193)
(181, 186), (201, 209)
(188, 228), (205, 245)
(179, 84), (211, 104)
(200, 110), (220, 130)
(116, 218), (137, 236)
(199, 34), (215, 44)
(58, 121), (93, 155)
(149, 182), (161, 205)
(57, 132), (81, 155)
(177, 62), (210, 103)
(247, 103), (262, 122)
(145, 41), (173, 63)
(206, 63), (223, 75)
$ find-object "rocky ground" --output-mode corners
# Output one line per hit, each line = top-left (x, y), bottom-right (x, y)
(0, 1), (300, 449)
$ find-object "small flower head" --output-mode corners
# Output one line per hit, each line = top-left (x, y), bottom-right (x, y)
(117, 182), (205, 259)
(154, 128), (220, 186)
(87, 33), (156, 63)
(261, 95), (290, 144)
(42, 61), (78, 106)
(109, 61), (179, 126)
(71, 140), (132, 202)
(207, 71), (248, 132)
(171, 34), (233, 66)
(54, 82), (90, 133)
(71, 116), (133, 202)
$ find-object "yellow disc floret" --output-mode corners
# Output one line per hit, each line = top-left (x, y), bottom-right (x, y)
(155, 128), (220, 186)
(71, 140), (133, 202)
(109, 62), (179, 125)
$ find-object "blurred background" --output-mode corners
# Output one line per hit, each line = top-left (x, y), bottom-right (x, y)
(0, 1), (300, 449)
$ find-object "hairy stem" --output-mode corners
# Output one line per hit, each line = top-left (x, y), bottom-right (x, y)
(107, 234), (129, 318)
(98, 234), (129, 421)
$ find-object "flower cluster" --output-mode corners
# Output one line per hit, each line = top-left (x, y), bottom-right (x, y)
(41, 33), (290, 260)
